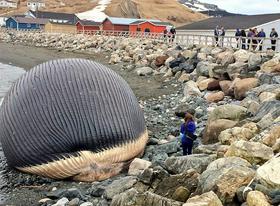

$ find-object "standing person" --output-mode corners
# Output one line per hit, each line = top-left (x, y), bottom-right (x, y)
(170, 27), (176, 43)
(247, 29), (254, 50)
(270, 28), (278, 51)
(252, 28), (258, 50)
(257, 28), (266, 51)
(219, 27), (225, 47)
(241, 29), (247, 49)
(235, 28), (242, 48)
(163, 28), (168, 42)
(180, 113), (197, 155)
(214, 25), (219, 46)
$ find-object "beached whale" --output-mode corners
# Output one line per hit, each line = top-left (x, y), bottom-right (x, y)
(0, 59), (148, 181)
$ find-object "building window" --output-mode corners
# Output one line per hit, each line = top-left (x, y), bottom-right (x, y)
(136, 28), (141, 32)
(144, 28), (150, 33)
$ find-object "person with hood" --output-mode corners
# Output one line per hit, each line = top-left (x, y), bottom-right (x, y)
(180, 113), (197, 155)
(270, 28), (278, 51)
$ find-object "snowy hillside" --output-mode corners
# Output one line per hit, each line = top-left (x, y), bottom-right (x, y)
(178, 0), (240, 17)
(76, 0), (111, 22)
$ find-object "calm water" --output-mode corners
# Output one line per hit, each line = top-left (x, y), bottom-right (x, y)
(0, 62), (25, 204)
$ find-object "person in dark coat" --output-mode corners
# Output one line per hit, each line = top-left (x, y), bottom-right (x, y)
(270, 28), (278, 51)
(257, 28), (266, 51)
(180, 113), (197, 155)
(170, 27), (176, 42)
(235, 28), (242, 48)
(241, 29), (247, 49)
(214, 25), (219, 46)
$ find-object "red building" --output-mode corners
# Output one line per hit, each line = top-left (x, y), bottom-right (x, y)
(76, 20), (101, 33)
(102, 17), (163, 32)
(129, 20), (173, 33)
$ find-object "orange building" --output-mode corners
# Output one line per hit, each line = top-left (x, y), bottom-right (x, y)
(129, 21), (173, 33)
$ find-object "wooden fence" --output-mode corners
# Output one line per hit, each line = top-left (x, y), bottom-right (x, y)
(1, 28), (280, 52)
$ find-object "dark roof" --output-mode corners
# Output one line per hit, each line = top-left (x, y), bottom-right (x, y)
(77, 20), (101, 26)
(177, 13), (280, 30)
(11, 17), (48, 24)
(104, 17), (161, 25)
(29, 10), (79, 24)
(130, 20), (173, 26)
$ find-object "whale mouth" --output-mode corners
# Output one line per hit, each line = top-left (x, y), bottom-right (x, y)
(17, 130), (149, 182)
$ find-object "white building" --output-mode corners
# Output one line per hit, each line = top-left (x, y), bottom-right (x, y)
(27, 0), (45, 11)
(177, 13), (280, 51)
(0, 0), (17, 8)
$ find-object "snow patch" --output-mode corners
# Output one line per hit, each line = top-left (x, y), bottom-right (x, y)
(76, 0), (111, 22)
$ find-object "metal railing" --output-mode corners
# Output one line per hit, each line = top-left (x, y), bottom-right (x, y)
(1, 28), (280, 52)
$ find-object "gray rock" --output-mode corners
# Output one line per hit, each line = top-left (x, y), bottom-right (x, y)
(104, 176), (137, 199)
(165, 154), (216, 174)
(80, 202), (93, 206)
(153, 169), (199, 198)
(47, 189), (67, 199)
(52, 197), (69, 206)
(135, 67), (153, 76)
(64, 188), (84, 200)
(67, 198), (80, 206)
(253, 100), (280, 122)
(195, 157), (255, 204)
(111, 188), (183, 206)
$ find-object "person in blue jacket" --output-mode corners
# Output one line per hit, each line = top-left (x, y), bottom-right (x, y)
(180, 113), (197, 155)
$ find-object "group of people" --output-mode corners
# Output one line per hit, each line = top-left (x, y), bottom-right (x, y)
(214, 26), (226, 47)
(214, 25), (279, 51)
(235, 27), (278, 51)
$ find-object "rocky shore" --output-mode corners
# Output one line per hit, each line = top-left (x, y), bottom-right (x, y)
(0, 30), (280, 206)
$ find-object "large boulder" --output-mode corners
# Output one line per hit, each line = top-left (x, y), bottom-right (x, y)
(128, 158), (152, 176)
(182, 50), (197, 59)
(261, 57), (280, 73)
(155, 55), (169, 67)
(195, 157), (255, 204)
(197, 78), (214, 91)
(184, 81), (203, 98)
(227, 62), (248, 80)
(164, 154), (216, 174)
(104, 176), (137, 199)
(219, 80), (233, 96)
(153, 169), (199, 199)
(209, 104), (247, 122)
(234, 49), (252, 62)
(218, 122), (258, 145)
(205, 91), (225, 103)
(257, 156), (280, 189)
(217, 51), (235, 66)
(248, 53), (262, 68)
(233, 78), (259, 100)
(207, 79), (221, 91)
(203, 104), (247, 144)
(261, 125), (280, 147)
(111, 189), (183, 206)
(225, 140), (274, 164)
(203, 119), (237, 144)
(246, 191), (270, 206)
(196, 61), (215, 77)
(183, 191), (223, 206)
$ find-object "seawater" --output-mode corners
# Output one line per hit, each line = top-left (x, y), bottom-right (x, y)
(0, 62), (25, 204)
